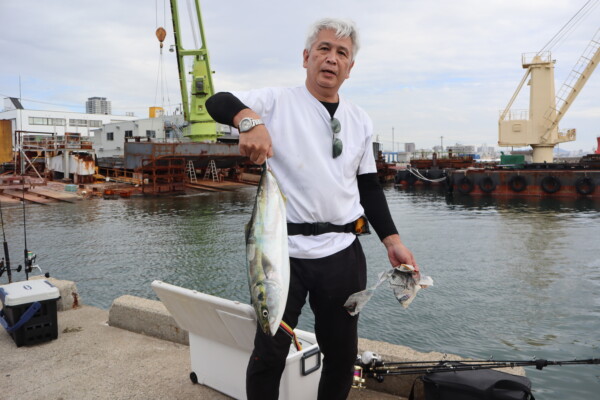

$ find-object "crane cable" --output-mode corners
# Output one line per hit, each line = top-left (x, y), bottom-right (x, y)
(538, 0), (599, 54)
(154, 0), (173, 114)
(186, 0), (200, 50)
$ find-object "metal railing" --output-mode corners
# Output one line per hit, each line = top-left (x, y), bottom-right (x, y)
(499, 109), (528, 121)
(20, 132), (94, 151)
(522, 51), (552, 67)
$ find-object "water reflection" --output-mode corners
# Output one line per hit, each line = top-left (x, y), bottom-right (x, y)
(443, 190), (600, 213)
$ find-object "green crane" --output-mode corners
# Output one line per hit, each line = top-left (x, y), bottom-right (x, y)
(170, 0), (217, 142)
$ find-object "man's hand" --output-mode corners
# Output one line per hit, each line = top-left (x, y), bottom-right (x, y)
(234, 109), (273, 165)
(382, 234), (418, 272)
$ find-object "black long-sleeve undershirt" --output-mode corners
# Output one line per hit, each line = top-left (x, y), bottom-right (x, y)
(358, 173), (398, 240)
(206, 92), (248, 126)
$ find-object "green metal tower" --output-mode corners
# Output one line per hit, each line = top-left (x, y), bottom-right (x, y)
(170, 0), (218, 142)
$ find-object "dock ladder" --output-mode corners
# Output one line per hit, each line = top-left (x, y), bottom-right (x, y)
(203, 159), (220, 182)
(186, 160), (197, 183)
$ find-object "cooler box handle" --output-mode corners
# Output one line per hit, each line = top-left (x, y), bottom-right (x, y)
(0, 301), (41, 333)
(301, 347), (321, 376)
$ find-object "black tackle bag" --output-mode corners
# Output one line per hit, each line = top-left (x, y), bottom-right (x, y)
(413, 365), (535, 400)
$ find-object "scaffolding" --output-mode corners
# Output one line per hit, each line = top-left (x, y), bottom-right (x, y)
(138, 157), (186, 194)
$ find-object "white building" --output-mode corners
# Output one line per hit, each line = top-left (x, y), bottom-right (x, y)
(1, 99), (138, 139)
(93, 114), (186, 158)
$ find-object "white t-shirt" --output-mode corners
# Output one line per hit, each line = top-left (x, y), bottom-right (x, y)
(233, 86), (377, 259)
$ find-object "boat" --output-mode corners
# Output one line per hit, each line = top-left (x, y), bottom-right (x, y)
(449, 154), (600, 198)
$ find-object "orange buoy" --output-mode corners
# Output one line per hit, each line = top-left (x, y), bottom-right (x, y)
(156, 27), (167, 48)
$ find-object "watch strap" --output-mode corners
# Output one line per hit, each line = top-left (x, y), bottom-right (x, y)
(239, 118), (264, 133)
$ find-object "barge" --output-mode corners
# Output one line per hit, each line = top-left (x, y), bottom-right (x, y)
(448, 154), (600, 198)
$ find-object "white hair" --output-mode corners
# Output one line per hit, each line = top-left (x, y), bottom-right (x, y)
(305, 18), (360, 60)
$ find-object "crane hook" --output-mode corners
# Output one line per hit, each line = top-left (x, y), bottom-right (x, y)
(156, 27), (167, 48)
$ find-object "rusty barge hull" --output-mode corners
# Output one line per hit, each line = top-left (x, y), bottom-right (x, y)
(120, 142), (248, 195)
(124, 142), (245, 170)
(449, 169), (600, 198)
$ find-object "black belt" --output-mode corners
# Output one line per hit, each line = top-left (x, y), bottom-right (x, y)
(287, 217), (370, 236)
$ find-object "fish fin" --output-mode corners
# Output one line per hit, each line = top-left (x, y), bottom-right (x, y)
(261, 252), (275, 277)
(245, 222), (252, 243)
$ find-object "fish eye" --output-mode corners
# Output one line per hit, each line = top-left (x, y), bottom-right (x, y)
(262, 310), (269, 318)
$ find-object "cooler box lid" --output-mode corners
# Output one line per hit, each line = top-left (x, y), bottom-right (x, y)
(0, 279), (60, 306)
(151, 280), (256, 351)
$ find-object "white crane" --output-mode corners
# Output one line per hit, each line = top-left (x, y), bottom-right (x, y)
(499, 3), (600, 163)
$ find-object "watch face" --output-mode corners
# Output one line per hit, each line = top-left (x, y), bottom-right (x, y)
(240, 118), (252, 132)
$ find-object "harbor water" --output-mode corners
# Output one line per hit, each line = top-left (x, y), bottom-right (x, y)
(1, 186), (599, 399)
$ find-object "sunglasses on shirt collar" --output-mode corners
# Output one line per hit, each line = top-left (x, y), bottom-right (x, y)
(330, 118), (343, 158)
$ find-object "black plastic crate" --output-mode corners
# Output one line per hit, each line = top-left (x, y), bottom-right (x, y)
(2, 297), (59, 347)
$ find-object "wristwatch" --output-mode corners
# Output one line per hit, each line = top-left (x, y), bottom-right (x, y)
(238, 117), (264, 133)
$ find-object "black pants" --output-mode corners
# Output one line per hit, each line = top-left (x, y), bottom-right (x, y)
(246, 238), (367, 400)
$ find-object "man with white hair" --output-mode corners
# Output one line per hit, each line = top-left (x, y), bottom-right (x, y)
(207, 18), (417, 400)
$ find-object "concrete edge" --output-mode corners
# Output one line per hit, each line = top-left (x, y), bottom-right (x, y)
(108, 294), (189, 345)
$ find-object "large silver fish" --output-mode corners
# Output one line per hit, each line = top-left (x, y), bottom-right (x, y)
(245, 165), (290, 336)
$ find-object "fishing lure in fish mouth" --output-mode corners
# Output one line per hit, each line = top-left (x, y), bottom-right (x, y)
(245, 163), (290, 336)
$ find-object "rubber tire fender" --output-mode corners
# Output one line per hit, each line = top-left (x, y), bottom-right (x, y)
(457, 176), (474, 194)
(508, 175), (527, 192)
(540, 176), (561, 194)
(575, 177), (595, 195)
(406, 172), (418, 186)
(393, 171), (403, 184)
(478, 176), (496, 193)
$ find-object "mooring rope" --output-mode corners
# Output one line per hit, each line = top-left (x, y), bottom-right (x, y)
(406, 165), (447, 183)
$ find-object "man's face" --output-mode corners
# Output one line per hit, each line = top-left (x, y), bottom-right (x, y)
(303, 29), (355, 102)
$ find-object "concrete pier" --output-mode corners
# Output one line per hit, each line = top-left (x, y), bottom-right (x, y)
(0, 284), (399, 399)
(1, 305), (230, 400)
(1, 279), (524, 399)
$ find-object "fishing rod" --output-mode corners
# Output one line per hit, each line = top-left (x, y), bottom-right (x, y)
(21, 171), (32, 280)
(17, 164), (47, 280)
(0, 199), (11, 283)
(352, 351), (600, 387)
(0, 200), (22, 283)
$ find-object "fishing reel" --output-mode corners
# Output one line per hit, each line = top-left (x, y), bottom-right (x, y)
(3, 251), (48, 280)
(353, 351), (386, 389)
(0, 257), (22, 279)
(352, 365), (366, 389)
(25, 251), (36, 274)
(22, 251), (47, 277)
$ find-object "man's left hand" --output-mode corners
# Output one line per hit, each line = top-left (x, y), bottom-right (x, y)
(382, 234), (418, 272)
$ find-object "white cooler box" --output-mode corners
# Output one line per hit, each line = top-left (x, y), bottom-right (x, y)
(152, 280), (322, 400)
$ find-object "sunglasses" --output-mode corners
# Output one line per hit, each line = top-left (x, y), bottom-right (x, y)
(330, 118), (343, 158)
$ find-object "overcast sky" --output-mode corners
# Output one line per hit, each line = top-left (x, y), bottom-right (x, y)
(1, 0), (598, 151)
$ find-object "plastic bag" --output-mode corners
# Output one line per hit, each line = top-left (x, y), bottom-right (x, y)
(344, 264), (433, 316)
